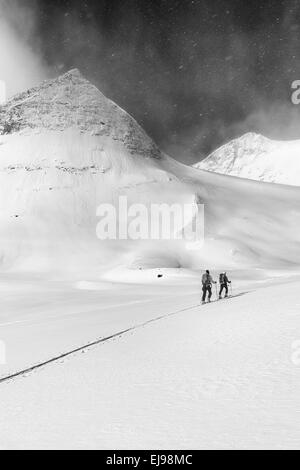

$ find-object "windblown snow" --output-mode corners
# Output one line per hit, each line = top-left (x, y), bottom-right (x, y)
(1, 72), (300, 273)
(194, 132), (300, 186)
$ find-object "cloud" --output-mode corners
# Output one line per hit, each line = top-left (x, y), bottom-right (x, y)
(1, 1), (300, 163)
(0, 0), (49, 98)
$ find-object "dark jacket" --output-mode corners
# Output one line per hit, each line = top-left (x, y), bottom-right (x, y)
(219, 273), (230, 285)
(202, 273), (213, 287)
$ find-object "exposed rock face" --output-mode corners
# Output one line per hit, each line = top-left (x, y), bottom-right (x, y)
(0, 69), (161, 160)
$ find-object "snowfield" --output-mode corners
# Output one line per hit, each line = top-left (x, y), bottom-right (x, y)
(0, 70), (300, 450)
(0, 275), (299, 450)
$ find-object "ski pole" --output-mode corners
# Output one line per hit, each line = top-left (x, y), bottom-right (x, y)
(215, 283), (218, 300)
(230, 282), (233, 297)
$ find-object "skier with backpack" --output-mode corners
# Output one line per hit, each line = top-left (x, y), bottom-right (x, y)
(202, 270), (217, 304)
(219, 272), (231, 299)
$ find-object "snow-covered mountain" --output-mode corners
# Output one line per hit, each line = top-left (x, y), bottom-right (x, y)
(1, 71), (300, 273)
(0, 69), (161, 159)
(194, 132), (300, 186)
(0, 69), (192, 272)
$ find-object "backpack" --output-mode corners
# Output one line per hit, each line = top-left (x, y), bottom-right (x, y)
(219, 273), (225, 284)
(202, 273), (211, 287)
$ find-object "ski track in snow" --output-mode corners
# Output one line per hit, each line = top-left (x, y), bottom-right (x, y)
(0, 301), (201, 385)
(0, 275), (205, 380)
(0, 279), (299, 450)
(0, 292), (249, 386)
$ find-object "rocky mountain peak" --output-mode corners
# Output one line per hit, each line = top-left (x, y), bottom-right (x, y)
(0, 69), (161, 159)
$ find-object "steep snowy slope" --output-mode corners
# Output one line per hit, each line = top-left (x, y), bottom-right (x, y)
(194, 132), (300, 186)
(0, 70), (193, 271)
(0, 71), (300, 273)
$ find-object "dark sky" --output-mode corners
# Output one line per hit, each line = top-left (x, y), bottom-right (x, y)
(5, 0), (300, 163)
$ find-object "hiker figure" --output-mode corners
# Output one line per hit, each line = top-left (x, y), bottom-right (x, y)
(202, 270), (216, 304)
(219, 272), (231, 299)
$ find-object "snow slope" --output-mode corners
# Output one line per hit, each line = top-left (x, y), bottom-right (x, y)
(0, 279), (299, 450)
(0, 70), (192, 271)
(166, 158), (300, 269)
(0, 72), (299, 450)
(194, 132), (300, 186)
(0, 270), (203, 378)
(1, 71), (300, 273)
